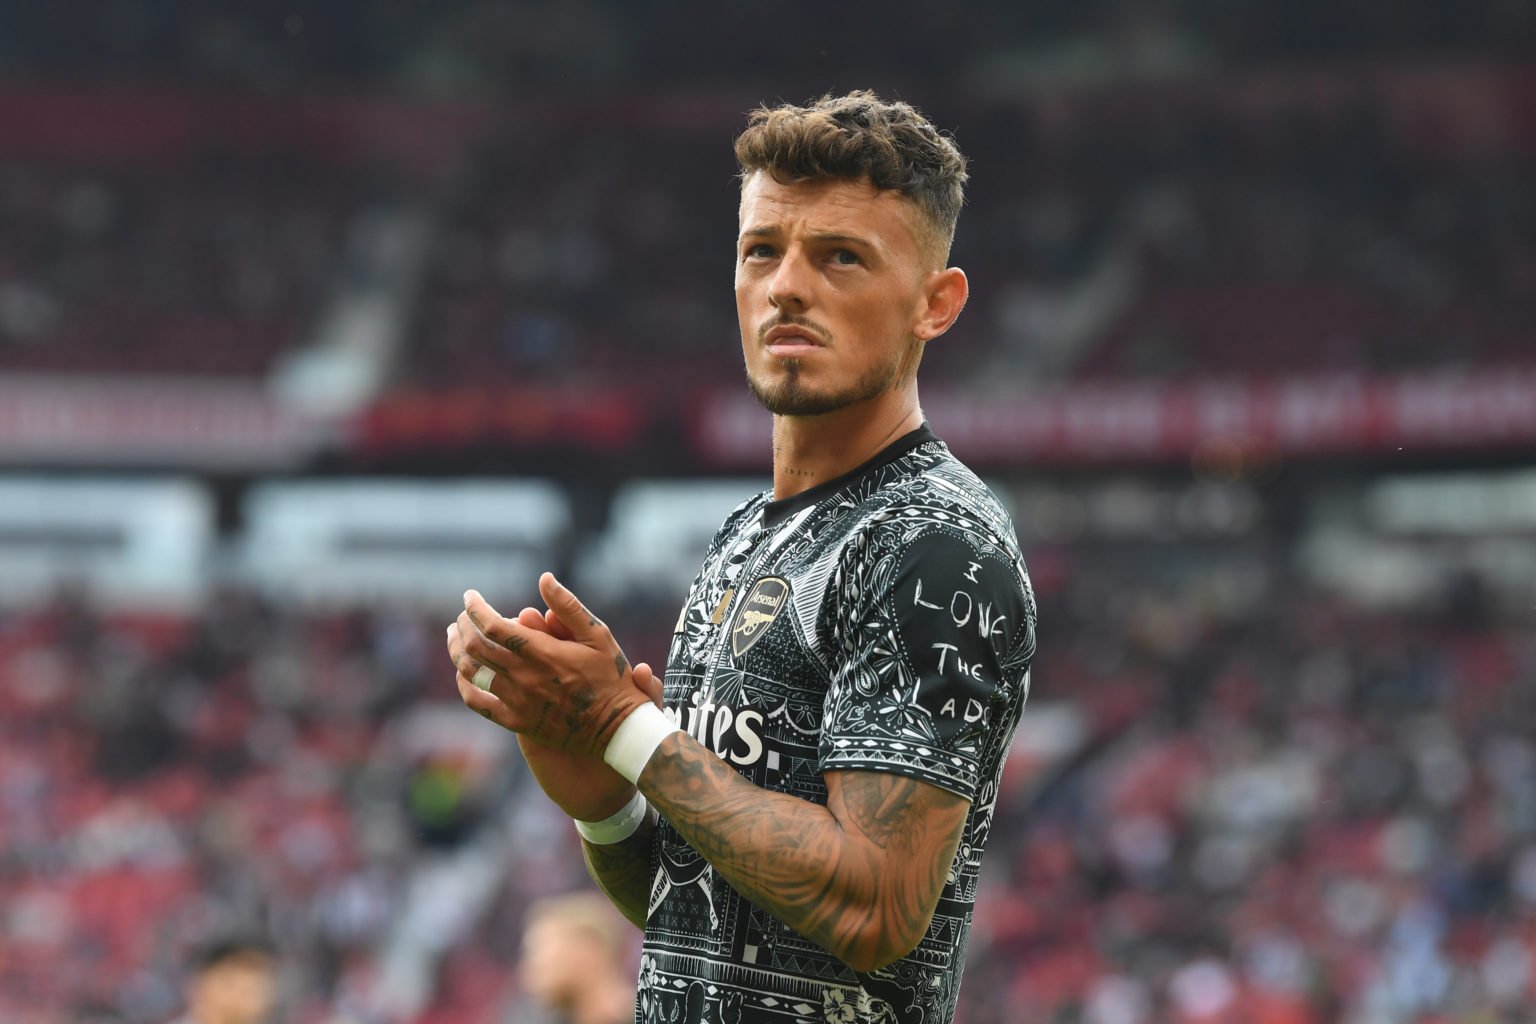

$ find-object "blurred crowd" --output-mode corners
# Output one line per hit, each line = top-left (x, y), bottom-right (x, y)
(968, 552), (1536, 1024)
(0, 157), (351, 376)
(5, 0), (1532, 92)
(403, 112), (739, 395)
(2, 542), (1530, 1024)
(0, 586), (565, 1024)
(1, 5), (1533, 1023)
(970, 103), (1536, 380)
(1, 82), (1529, 392)
(409, 92), (1536, 393)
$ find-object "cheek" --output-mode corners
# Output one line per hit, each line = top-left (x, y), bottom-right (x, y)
(735, 283), (760, 342)
(863, 284), (921, 338)
(735, 271), (763, 307)
(848, 297), (907, 352)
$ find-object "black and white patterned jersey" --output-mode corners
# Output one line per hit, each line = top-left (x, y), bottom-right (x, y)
(639, 424), (1037, 1024)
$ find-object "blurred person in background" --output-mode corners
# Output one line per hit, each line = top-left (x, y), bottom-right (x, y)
(448, 90), (1036, 1024)
(168, 935), (278, 1024)
(512, 892), (635, 1024)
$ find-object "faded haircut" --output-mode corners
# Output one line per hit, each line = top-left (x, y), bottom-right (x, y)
(734, 90), (968, 268)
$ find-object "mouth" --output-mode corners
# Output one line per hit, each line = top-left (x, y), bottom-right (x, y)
(763, 324), (826, 358)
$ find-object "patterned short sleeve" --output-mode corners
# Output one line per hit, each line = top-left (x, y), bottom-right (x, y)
(818, 519), (1034, 801)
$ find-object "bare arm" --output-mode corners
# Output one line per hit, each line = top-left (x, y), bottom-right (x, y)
(446, 574), (969, 966)
(580, 811), (658, 929)
(639, 733), (969, 973)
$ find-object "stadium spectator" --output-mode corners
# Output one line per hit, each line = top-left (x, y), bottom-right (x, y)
(169, 935), (279, 1024)
(0, 154), (358, 377)
(511, 892), (634, 1024)
(1, 544), (1531, 1021)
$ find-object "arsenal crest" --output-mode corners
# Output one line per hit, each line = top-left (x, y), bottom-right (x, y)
(730, 576), (790, 659)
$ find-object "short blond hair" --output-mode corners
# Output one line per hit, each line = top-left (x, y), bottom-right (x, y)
(524, 891), (628, 964)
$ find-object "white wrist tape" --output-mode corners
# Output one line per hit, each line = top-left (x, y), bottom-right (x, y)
(574, 790), (649, 845)
(603, 703), (680, 785)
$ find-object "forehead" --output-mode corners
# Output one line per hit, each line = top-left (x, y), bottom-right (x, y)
(737, 173), (922, 248)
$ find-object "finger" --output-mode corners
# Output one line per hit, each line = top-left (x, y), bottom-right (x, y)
(633, 661), (664, 709)
(453, 640), (525, 712)
(464, 589), (504, 620)
(474, 603), (565, 667)
(452, 616), (537, 709)
(464, 592), (549, 662)
(454, 668), (514, 729)
(448, 621), (498, 695)
(518, 607), (551, 633)
(463, 590), (509, 641)
(448, 624), (506, 716)
(538, 572), (608, 644)
(446, 621), (479, 678)
(542, 607), (576, 643)
(457, 610), (521, 682)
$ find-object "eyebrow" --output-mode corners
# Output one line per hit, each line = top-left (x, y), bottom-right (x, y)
(739, 227), (877, 249)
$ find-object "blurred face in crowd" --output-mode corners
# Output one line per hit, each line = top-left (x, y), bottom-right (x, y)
(188, 952), (277, 1024)
(735, 173), (965, 417)
(520, 916), (611, 1008)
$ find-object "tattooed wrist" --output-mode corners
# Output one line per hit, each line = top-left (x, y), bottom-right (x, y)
(581, 811), (657, 929)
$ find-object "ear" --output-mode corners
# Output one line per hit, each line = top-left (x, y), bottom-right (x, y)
(913, 267), (968, 342)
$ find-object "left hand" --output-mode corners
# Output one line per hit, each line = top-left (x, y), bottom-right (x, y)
(447, 572), (652, 759)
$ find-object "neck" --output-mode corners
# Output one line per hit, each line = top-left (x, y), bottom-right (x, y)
(770, 385), (923, 501)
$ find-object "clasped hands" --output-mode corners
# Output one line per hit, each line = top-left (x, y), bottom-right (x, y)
(445, 572), (662, 760)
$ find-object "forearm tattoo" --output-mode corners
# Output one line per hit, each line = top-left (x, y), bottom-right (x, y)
(642, 733), (963, 971)
(581, 817), (657, 929)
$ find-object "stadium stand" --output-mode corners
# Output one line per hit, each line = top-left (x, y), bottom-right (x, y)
(392, 81), (1535, 395)
(0, 156), (355, 377)
(1, 3), (1533, 1022)
(2, 512), (1532, 1023)
(0, 75), (1528, 448)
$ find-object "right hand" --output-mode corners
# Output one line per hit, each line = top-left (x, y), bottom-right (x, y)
(449, 597), (664, 822)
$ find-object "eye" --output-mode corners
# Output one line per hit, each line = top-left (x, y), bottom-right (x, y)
(743, 243), (776, 260)
(831, 249), (861, 265)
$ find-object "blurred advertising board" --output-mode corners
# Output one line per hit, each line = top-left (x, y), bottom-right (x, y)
(696, 370), (1536, 468)
(0, 376), (322, 469)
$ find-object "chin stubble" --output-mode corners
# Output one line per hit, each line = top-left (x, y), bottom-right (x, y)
(745, 345), (916, 417)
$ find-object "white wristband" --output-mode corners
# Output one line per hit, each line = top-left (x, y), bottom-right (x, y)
(574, 791), (649, 845)
(603, 703), (680, 785)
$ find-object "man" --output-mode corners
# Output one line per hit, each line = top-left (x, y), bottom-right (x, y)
(168, 935), (278, 1024)
(514, 892), (636, 1024)
(447, 90), (1036, 1024)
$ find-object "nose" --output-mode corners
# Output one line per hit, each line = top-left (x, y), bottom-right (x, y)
(766, 249), (812, 312)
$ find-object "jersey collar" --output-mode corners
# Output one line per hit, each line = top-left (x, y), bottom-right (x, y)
(760, 422), (940, 530)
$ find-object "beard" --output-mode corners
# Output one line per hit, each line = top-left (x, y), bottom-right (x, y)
(746, 338), (922, 416)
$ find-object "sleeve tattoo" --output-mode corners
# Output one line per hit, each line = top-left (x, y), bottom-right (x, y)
(639, 732), (969, 973)
(580, 811), (658, 929)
